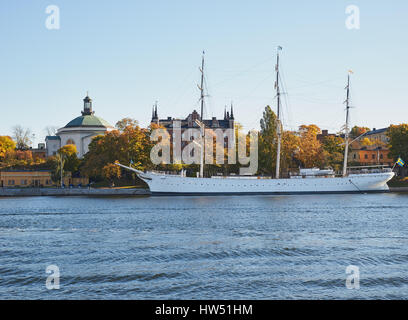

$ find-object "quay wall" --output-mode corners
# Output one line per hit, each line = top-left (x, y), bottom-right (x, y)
(0, 187), (151, 197)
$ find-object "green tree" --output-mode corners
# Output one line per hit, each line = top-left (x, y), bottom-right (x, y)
(387, 124), (408, 161)
(322, 135), (345, 171)
(258, 105), (277, 175)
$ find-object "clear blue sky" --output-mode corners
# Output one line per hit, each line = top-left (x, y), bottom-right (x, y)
(1, 0), (407, 146)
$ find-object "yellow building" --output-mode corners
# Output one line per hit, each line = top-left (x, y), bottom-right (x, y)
(0, 170), (88, 188)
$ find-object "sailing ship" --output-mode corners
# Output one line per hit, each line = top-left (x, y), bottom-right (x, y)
(117, 48), (394, 195)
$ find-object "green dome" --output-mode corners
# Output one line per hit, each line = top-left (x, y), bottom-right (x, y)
(65, 115), (112, 128)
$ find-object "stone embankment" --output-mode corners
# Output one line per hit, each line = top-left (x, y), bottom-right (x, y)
(0, 187), (150, 197)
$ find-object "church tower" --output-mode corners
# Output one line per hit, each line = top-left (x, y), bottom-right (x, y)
(82, 94), (94, 116)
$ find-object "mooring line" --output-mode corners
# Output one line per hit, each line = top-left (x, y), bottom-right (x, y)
(349, 179), (365, 194)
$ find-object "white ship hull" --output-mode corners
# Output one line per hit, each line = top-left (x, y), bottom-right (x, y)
(118, 165), (394, 195)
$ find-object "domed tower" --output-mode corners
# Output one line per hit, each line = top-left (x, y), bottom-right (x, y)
(50, 94), (113, 158)
(82, 94), (94, 116)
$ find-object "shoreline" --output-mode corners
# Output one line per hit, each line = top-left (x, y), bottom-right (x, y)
(1, 186), (408, 197)
(0, 187), (151, 197)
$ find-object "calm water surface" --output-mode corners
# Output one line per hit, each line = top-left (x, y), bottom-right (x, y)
(1, 193), (408, 299)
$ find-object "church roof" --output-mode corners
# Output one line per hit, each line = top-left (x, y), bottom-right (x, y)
(64, 114), (113, 128)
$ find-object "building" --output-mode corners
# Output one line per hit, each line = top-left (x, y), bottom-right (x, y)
(361, 128), (389, 144)
(317, 130), (338, 142)
(151, 105), (235, 141)
(0, 170), (88, 188)
(30, 143), (47, 160)
(46, 95), (114, 158)
(348, 128), (393, 166)
(349, 143), (393, 166)
(0, 170), (53, 188)
(150, 106), (235, 157)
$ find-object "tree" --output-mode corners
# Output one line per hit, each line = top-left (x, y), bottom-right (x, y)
(12, 125), (32, 150)
(281, 131), (300, 173)
(350, 126), (370, 139)
(387, 124), (408, 161)
(258, 106), (277, 175)
(45, 126), (59, 136)
(321, 135), (345, 171)
(0, 136), (16, 159)
(296, 124), (324, 168)
(81, 119), (153, 180)
(115, 118), (139, 132)
(360, 137), (375, 146)
(102, 163), (121, 187)
(58, 144), (80, 173)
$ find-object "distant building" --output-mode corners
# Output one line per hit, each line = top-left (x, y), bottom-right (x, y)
(151, 105), (235, 149)
(360, 128), (389, 144)
(46, 95), (114, 158)
(317, 130), (338, 142)
(0, 170), (53, 188)
(348, 127), (393, 166)
(30, 143), (47, 160)
(0, 170), (88, 188)
(151, 105), (235, 132)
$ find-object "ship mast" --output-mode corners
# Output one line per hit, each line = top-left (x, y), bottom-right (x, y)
(275, 46), (282, 179)
(342, 71), (352, 177)
(195, 51), (206, 178)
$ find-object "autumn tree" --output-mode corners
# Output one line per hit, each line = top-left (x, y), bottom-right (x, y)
(115, 118), (139, 132)
(81, 119), (153, 180)
(0, 136), (16, 159)
(296, 124), (324, 168)
(102, 163), (122, 187)
(58, 144), (80, 173)
(280, 131), (300, 174)
(350, 126), (370, 139)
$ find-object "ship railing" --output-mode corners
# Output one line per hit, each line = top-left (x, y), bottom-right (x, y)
(346, 165), (392, 175)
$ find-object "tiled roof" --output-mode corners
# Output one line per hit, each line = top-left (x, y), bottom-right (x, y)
(365, 128), (388, 136)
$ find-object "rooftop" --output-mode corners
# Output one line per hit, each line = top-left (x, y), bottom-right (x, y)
(64, 114), (113, 128)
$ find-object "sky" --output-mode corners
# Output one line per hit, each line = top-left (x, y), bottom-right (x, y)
(0, 0), (407, 146)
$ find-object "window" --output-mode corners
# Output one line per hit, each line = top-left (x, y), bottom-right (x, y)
(380, 154), (383, 159)
(8, 180), (15, 186)
(372, 154), (375, 159)
(21, 180), (27, 185)
(364, 154), (368, 159)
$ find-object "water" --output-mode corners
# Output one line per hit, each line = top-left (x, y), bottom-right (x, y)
(1, 193), (408, 299)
